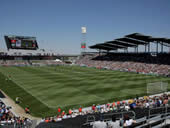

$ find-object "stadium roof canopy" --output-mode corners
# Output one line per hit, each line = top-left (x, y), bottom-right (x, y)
(89, 33), (170, 51)
(125, 33), (170, 45)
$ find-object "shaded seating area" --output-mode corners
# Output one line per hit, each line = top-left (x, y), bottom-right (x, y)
(76, 53), (170, 77)
(92, 53), (170, 65)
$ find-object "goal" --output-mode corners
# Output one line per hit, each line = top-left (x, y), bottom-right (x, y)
(147, 82), (168, 95)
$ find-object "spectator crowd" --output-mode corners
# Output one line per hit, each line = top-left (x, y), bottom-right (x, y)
(39, 93), (170, 128)
(0, 60), (64, 66)
(76, 53), (170, 77)
(0, 99), (32, 127)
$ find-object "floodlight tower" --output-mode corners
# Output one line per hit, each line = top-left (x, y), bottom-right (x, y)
(81, 27), (87, 53)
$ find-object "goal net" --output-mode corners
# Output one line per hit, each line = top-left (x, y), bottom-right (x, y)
(147, 82), (168, 95)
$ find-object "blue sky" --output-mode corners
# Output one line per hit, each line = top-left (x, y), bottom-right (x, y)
(0, 0), (170, 54)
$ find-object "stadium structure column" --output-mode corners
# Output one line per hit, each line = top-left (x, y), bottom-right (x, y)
(99, 49), (101, 56)
(161, 41), (163, 53)
(135, 46), (138, 53)
(156, 41), (159, 53)
(148, 42), (150, 53)
(126, 48), (128, 53)
(145, 44), (147, 52)
(124, 48), (127, 53)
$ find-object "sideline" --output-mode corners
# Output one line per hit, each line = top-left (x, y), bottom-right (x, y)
(0, 89), (41, 124)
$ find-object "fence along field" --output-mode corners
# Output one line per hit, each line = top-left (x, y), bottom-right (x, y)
(0, 65), (170, 117)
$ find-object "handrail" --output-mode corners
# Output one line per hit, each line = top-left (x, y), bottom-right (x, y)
(148, 106), (169, 118)
(103, 110), (136, 120)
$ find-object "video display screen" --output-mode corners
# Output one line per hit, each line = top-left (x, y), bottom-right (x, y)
(4, 35), (39, 50)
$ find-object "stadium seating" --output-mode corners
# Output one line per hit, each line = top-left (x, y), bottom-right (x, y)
(0, 59), (64, 66)
(76, 53), (170, 77)
(0, 98), (33, 128)
(35, 93), (170, 128)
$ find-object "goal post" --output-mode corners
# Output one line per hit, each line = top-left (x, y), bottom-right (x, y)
(147, 81), (168, 95)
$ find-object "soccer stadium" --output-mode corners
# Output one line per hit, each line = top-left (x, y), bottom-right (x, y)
(1, 1), (170, 128)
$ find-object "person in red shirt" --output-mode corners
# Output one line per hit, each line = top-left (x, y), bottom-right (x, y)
(92, 104), (96, 112)
(25, 107), (30, 114)
(69, 109), (72, 115)
(62, 111), (65, 116)
(45, 117), (50, 123)
(79, 106), (82, 113)
(117, 101), (120, 105)
(58, 107), (61, 113)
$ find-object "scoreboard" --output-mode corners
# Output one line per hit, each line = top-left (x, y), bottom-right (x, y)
(4, 35), (39, 50)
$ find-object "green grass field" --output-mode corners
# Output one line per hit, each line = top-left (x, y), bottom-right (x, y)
(0, 65), (170, 117)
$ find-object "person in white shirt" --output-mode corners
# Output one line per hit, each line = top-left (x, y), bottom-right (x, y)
(145, 101), (150, 108)
(107, 115), (120, 128)
(93, 119), (107, 128)
(125, 104), (130, 111)
(123, 115), (136, 127)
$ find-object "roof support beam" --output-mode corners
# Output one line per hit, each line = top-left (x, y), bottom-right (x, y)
(105, 42), (127, 48)
(127, 37), (148, 45)
(115, 39), (137, 47)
